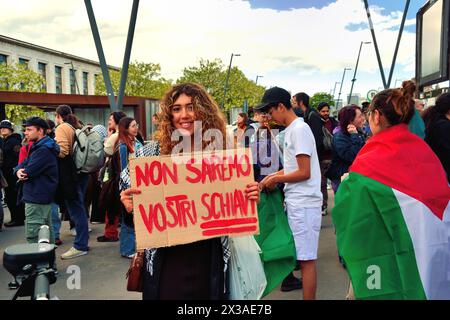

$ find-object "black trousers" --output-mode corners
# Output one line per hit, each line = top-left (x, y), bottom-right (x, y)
(4, 184), (24, 224)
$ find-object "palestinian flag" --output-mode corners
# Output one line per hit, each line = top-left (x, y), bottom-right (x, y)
(254, 188), (296, 296)
(333, 124), (450, 300)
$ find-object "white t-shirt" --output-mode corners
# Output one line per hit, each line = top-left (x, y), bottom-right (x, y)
(283, 117), (322, 207)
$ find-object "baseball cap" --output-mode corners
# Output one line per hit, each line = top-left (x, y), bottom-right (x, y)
(0, 120), (14, 131)
(254, 87), (291, 112)
(24, 117), (49, 130)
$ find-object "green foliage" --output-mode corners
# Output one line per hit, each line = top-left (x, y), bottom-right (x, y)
(310, 92), (335, 109)
(95, 61), (172, 99)
(178, 59), (265, 110)
(0, 62), (45, 124)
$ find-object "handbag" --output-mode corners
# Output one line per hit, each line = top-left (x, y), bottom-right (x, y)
(229, 235), (267, 300)
(126, 251), (145, 292)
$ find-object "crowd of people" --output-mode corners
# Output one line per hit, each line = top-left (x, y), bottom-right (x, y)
(0, 80), (448, 300)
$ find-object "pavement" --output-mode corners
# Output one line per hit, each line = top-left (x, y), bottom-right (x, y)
(0, 190), (348, 300)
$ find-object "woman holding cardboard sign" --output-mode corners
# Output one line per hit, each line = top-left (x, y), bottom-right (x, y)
(120, 83), (259, 300)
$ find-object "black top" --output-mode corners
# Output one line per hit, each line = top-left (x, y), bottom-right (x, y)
(1, 133), (22, 170)
(304, 108), (325, 159)
(425, 116), (450, 182)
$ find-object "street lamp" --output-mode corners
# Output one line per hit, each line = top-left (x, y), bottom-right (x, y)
(337, 68), (351, 109)
(348, 41), (371, 104)
(255, 75), (263, 85)
(222, 53), (241, 109)
(332, 81), (340, 101)
(64, 61), (80, 95)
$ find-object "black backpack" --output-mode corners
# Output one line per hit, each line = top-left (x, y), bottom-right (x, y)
(307, 110), (333, 151)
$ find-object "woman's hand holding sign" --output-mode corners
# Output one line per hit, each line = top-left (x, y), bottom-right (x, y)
(245, 182), (260, 203)
(120, 188), (141, 213)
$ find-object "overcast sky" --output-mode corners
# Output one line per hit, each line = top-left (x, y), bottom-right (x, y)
(1, 0), (428, 100)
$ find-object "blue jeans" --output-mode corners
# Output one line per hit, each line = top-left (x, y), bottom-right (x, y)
(119, 215), (135, 256)
(64, 174), (89, 251)
(51, 203), (61, 239)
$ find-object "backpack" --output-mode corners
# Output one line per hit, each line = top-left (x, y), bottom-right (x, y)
(71, 125), (105, 174)
(322, 125), (333, 151)
(307, 110), (333, 152)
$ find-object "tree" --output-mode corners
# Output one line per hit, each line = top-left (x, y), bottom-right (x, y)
(95, 61), (172, 99)
(0, 62), (45, 124)
(178, 59), (265, 111)
(310, 92), (335, 109)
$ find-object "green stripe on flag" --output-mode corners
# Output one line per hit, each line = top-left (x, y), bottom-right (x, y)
(332, 172), (427, 300)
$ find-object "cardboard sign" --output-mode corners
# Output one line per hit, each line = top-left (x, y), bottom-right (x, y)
(129, 148), (258, 250)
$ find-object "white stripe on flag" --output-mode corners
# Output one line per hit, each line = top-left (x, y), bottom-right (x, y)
(393, 189), (450, 300)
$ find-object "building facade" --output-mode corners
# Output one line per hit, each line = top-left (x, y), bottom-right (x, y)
(0, 34), (119, 95)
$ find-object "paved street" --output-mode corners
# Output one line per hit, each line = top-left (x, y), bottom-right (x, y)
(0, 190), (347, 300)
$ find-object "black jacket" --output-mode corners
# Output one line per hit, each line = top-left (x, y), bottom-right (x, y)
(425, 116), (450, 182)
(326, 129), (365, 180)
(1, 133), (22, 171)
(55, 155), (79, 203)
(304, 108), (324, 159)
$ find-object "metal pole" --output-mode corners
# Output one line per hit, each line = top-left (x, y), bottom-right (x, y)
(332, 81), (340, 99)
(348, 41), (371, 104)
(71, 62), (81, 95)
(116, 0), (139, 110)
(386, 0), (410, 88)
(363, 0), (387, 89)
(222, 53), (240, 109)
(337, 68), (351, 108)
(84, 0), (117, 111)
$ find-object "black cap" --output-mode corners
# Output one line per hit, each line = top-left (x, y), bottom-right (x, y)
(255, 87), (291, 112)
(0, 120), (13, 131)
(24, 117), (49, 130)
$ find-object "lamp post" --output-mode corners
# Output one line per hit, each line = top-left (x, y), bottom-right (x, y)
(337, 68), (351, 109)
(255, 75), (263, 85)
(332, 81), (340, 100)
(222, 53), (241, 109)
(348, 41), (371, 104)
(65, 61), (80, 95)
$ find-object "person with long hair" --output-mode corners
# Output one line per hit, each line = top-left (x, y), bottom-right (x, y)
(120, 82), (260, 299)
(234, 112), (254, 148)
(326, 105), (366, 192)
(104, 111), (127, 156)
(332, 81), (450, 299)
(114, 117), (142, 258)
(54, 105), (90, 260)
(97, 111), (127, 243)
(422, 92), (450, 182)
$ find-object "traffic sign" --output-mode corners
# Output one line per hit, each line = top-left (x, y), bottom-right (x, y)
(367, 90), (378, 102)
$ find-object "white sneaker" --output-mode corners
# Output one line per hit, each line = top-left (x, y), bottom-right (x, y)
(61, 247), (88, 260)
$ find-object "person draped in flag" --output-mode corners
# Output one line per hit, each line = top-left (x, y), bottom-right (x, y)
(332, 80), (450, 300)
